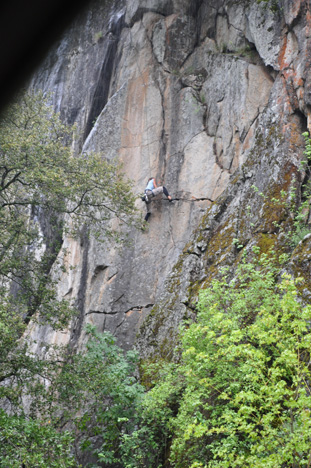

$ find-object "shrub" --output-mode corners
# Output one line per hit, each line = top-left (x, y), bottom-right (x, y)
(139, 252), (311, 468)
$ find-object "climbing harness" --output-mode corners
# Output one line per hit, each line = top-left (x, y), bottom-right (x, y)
(142, 189), (154, 203)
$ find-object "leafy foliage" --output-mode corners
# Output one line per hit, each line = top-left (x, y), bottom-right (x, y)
(0, 326), (144, 468)
(130, 252), (311, 468)
(0, 410), (75, 468)
(0, 91), (140, 467)
(0, 88), (138, 360)
(0, 90), (137, 236)
(49, 325), (144, 467)
(121, 361), (184, 468)
(0, 89), (138, 322)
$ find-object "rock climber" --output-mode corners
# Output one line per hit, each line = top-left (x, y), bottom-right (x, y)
(142, 177), (172, 221)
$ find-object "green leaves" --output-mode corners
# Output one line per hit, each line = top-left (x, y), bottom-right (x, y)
(0, 91), (141, 466)
(0, 90), (140, 343)
(0, 90), (138, 240)
(136, 254), (311, 468)
(0, 325), (145, 467)
(0, 410), (75, 468)
(177, 262), (311, 467)
(52, 326), (144, 466)
(120, 360), (184, 468)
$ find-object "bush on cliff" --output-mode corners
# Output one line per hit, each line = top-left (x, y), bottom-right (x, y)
(131, 251), (311, 468)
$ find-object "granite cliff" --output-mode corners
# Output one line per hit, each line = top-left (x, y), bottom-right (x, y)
(27, 0), (311, 359)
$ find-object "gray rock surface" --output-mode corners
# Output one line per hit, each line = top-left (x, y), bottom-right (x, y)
(27, 0), (311, 357)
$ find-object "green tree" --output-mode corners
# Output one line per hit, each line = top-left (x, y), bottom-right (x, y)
(0, 410), (75, 468)
(120, 361), (184, 468)
(134, 252), (311, 468)
(53, 326), (144, 467)
(0, 326), (144, 468)
(0, 89), (138, 325)
(0, 90), (140, 467)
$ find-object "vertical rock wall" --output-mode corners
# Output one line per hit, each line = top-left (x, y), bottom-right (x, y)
(28, 0), (311, 356)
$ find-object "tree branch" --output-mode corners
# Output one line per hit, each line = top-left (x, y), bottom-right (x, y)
(0, 171), (22, 191)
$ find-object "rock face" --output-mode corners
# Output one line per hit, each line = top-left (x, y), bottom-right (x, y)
(29, 0), (311, 356)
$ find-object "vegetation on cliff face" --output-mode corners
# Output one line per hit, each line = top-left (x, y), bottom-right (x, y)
(0, 91), (140, 467)
(0, 89), (138, 325)
(2, 91), (311, 468)
(126, 251), (311, 468)
(0, 326), (144, 468)
(124, 134), (311, 468)
(3, 246), (311, 468)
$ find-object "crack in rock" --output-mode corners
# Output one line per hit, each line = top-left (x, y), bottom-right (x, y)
(86, 303), (154, 316)
(173, 196), (213, 202)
